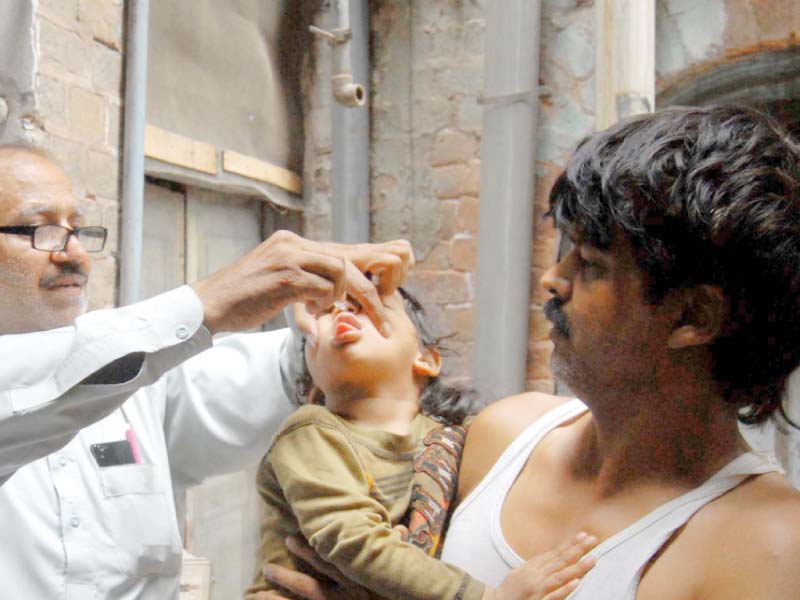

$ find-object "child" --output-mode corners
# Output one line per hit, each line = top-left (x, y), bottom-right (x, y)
(246, 289), (595, 599)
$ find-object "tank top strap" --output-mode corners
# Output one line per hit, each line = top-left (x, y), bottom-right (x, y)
(454, 399), (588, 516)
(570, 451), (782, 599)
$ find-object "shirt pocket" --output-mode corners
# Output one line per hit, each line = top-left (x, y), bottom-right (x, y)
(98, 464), (183, 578)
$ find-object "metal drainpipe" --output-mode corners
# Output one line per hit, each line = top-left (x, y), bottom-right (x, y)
(118, 0), (150, 305)
(329, 0), (370, 243)
(472, 1), (542, 403)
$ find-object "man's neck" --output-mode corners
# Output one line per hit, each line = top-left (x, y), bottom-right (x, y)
(568, 369), (747, 496)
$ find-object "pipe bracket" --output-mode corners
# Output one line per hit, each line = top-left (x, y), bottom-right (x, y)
(477, 90), (533, 108)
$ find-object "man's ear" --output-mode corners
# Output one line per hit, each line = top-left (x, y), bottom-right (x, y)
(668, 284), (725, 349)
(413, 347), (442, 377)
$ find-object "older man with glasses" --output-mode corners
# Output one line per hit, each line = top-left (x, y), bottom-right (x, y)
(0, 143), (413, 599)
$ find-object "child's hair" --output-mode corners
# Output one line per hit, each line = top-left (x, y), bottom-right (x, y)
(295, 287), (482, 425)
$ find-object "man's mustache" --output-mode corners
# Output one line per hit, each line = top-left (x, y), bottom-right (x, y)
(543, 297), (570, 338)
(39, 263), (89, 289)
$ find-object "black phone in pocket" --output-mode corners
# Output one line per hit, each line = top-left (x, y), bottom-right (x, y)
(90, 440), (135, 467)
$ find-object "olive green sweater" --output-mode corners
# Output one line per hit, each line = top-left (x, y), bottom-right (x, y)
(246, 404), (485, 600)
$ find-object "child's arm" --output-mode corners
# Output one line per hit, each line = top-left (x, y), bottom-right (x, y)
(269, 421), (486, 600)
(259, 531), (598, 600)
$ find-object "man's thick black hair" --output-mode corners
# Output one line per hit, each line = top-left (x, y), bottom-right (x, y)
(548, 105), (800, 424)
(295, 287), (481, 426)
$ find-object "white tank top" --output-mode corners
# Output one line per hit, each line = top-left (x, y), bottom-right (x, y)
(440, 399), (782, 598)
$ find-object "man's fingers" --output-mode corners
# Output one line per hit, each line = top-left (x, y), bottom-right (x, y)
(342, 260), (391, 337)
(323, 239), (414, 295)
(262, 563), (328, 600)
(292, 303), (318, 340)
(299, 252), (347, 308)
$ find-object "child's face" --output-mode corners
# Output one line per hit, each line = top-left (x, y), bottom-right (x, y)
(304, 291), (435, 398)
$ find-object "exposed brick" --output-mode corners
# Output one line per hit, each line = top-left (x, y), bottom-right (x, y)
(36, 74), (69, 136)
(527, 340), (555, 381)
(407, 270), (470, 305)
(532, 224), (559, 271)
(430, 128), (478, 166)
(99, 198), (119, 251)
(106, 100), (121, 150)
(86, 149), (119, 199)
(417, 241), (451, 271)
(38, 17), (91, 80)
(455, 197), (480, 233)
(444, 305), (475, 341)
(86, 254), (117, 309)
(450, 237), (477, 271)
(78, 0), (124, 50)
(431, 164), (468, 199)
(91, 42), (122, 96)
(529, 306), (553, 342)
(38, 0), (80, 31)
(68, 86), (106, 144)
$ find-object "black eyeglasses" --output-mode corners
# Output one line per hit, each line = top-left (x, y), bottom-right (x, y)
(0, 224), (108, 253)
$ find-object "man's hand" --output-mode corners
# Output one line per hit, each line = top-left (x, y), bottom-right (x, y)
(260, 530), (410, 600)
(482, 532), (598, 600)
(191, 231), (413, 335)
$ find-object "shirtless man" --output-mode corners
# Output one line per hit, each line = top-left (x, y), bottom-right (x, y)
(448, 105), (800, 599)
(267, 105), (800, 599)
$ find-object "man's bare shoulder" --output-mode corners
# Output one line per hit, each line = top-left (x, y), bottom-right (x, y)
(663, 472), (800, 599)
(457, 392), (571, 501)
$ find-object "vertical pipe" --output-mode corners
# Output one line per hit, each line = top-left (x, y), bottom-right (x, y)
(472, 1), (541, 403)
(331, 0), (370, 243)
(595, 0), (655, 129)
(119, 0), (150, 305)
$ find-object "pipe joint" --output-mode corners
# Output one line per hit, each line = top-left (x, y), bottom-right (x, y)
(332, 73), (366, 107)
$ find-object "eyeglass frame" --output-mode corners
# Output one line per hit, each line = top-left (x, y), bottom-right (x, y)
(0, 224), (108, 253)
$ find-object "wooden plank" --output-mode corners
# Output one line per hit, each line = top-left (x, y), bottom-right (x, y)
(222, 150), (302, 194)
(144, 125), (218, 175)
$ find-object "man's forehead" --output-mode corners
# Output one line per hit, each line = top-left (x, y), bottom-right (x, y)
(0, 150), (81, 221)
(15, 201), (85, 219)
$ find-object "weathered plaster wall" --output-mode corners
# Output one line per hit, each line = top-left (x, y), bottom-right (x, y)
(656, 0), (800, 97)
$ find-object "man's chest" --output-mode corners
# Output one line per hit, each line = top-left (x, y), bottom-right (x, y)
(499, 462), (713, 599)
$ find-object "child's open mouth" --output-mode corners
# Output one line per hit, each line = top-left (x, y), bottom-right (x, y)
(333, 312), (363, 345)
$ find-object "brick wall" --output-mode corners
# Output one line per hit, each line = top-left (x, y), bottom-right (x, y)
(31, 0), (124, 310)
(303, 0), (799, 397)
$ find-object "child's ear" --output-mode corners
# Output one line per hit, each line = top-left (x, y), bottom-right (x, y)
(667, 284), (725, 349)
(413, 347), (442, 377)
(307, 385), (325, 406)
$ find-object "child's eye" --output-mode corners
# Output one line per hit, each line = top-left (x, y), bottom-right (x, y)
(346, 297), (363, 312)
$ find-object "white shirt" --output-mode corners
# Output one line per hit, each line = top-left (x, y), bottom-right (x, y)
(0, 286), (297, 599)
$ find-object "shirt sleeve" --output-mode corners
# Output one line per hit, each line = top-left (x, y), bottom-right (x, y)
(162, 328), (297, 487)
(0, 285), (210, 484)
(269, 422), (486, 600)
